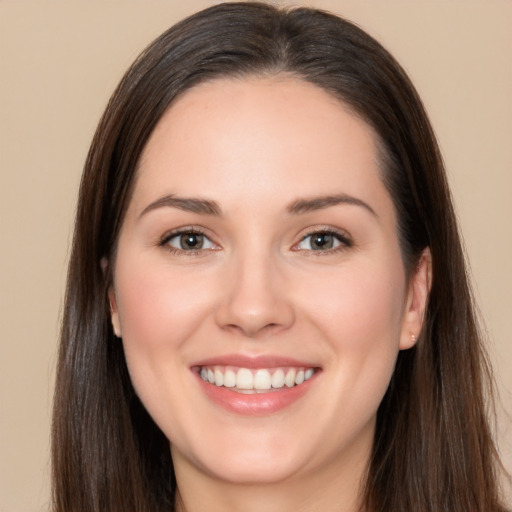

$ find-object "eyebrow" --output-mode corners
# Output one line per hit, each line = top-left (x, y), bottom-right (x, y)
(138, 192), (376, 219)
(138, 194), (222, 218)
(287, 193), (377, 217)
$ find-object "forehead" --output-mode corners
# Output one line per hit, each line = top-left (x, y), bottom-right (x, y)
(132, 76), (390, 219)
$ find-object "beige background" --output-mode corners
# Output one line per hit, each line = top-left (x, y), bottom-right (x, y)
(1, 1), (511, 510)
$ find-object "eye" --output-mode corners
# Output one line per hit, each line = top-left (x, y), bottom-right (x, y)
(162, 230), (217, 252)
(295, 230), (351, 252)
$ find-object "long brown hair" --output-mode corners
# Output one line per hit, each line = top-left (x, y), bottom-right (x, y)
(52, 3), (509, 511)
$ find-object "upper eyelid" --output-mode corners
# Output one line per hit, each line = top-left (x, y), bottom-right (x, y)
(291, 227), (354, 253)
(157, 225), (352, 249)
(159, 226), (213, 244)
(296, 226), (352, 242)
(159, 228), (219, 255)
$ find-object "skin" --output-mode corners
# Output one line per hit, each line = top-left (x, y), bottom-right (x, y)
(109, 76), (431, 512)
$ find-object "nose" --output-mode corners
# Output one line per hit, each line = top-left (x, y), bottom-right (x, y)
(214, 250), (295, 338)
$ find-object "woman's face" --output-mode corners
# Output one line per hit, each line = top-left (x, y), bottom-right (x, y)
(110, 77), (428, 487)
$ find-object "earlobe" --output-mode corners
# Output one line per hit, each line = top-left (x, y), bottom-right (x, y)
(102, 256), (122, 338)
(399, 248), (432, 350)
(108, 287), (122, 338)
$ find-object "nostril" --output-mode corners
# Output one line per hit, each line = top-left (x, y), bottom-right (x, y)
(221, 321), (290, 340)
(214, 268), (296, 336)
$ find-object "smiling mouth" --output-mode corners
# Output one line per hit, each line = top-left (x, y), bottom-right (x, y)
(196, 365), (317, 394)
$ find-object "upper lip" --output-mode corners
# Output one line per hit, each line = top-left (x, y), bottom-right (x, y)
(191, 354), (320, 369)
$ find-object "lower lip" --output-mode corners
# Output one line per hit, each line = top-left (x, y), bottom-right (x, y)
(195, 373), (316, 416)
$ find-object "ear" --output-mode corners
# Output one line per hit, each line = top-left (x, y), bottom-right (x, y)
(108, 287), (122, 338)
(399, 248), (432, 350)
(101, 257), (122, 338)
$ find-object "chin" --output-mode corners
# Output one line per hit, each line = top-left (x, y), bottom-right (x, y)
(172, 430), (312, 485)
(203, 454), (303, 485)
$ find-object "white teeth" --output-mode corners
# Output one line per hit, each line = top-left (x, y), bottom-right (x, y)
(271, 369), (285, 388)
(284, 369), (296, 387)
(253, 369), (272, 390)
(214, 368), (224, 387)
(199, 365), (316, 391)
(236, 368), (254, 390)
(223, 369), (236, 388)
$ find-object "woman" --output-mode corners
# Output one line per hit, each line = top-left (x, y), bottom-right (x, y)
(51, 2), (509, 511)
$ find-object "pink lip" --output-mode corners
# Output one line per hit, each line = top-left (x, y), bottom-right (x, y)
(195, 374), (316, 415)
(191, 353), (320, 416)
(191, 353), (318, 369)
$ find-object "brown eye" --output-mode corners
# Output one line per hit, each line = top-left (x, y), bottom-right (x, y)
(166, 231), (216, 251)
(180, 233), (204, 250)
(296, 231), (350, 251)
(310, 233), (335, 250)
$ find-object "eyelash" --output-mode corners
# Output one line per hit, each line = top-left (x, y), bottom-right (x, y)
(158, 226), (353, 256)
(293, 227), (353, 255)
(158, 227), (216, 256)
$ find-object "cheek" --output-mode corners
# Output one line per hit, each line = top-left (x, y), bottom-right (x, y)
(298, 257), (406, 403)
(113, 258), (217, 396)
(302, 257), (406, 345)
(307, 260), (406, 422)
(112, 258), (226, 446)
(115, 260), (213, 345)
